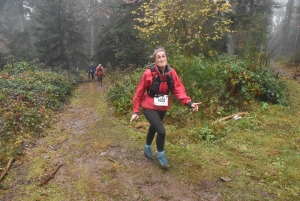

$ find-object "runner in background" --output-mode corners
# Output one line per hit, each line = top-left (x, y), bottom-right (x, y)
(96, 64), (104, 86)
(88, 64), (95, 81)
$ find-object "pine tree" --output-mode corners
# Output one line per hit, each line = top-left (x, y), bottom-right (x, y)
(0, 0), (33, 62)
(28, 0), (86, 69)
(226, 0), (278, 58)
(93, 0), (148, 69)
(279, 0), (295, 54)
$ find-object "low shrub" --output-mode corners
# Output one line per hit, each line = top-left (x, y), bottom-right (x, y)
(0, 62), (82, 165)
(170, 53), (288, 117)
(106, 67), (144, 116)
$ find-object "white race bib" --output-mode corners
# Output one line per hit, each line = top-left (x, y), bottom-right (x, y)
(154, 95), (168, 106)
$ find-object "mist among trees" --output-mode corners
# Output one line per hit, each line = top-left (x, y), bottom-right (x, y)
(0, 0), (299, 70)
(1, 3), (300, 199)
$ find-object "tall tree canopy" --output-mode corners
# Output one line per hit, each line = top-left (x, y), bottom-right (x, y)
(93, 0), (149, 69)
(0, 0), (297, 69)
(225, 0), (279, 58)
(28, 0), (86, 69)
(270, 0), (300, 57)
(0, 0), (32, 63)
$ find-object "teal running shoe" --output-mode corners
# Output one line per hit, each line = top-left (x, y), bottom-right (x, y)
(144, 146), (155, 160)
(157, 153), (170, 169)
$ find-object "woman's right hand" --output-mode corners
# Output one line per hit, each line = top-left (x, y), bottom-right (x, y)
(191, 102), (202, 111)
(130, 114), (139, 122)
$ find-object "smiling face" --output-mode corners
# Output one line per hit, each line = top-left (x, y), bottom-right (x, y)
(155, 51), (168, 68)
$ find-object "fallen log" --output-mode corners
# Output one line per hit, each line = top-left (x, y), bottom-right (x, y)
(212, 112), (249, 124)
(0, 157), (14, 182)
(39, 164), (62, 186)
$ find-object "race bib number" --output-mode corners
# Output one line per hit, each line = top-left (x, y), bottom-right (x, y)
(154, 95), (168, 106)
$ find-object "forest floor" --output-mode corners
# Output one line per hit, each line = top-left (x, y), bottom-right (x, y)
(0, 62), (299, 201)
(0, 76), (222, 201)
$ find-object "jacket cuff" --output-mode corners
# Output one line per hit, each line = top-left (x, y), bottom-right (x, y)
(132, 112), (139, 115)
(187, 101), (193, 108)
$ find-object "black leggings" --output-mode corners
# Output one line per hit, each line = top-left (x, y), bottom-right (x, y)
(97, 74), (103, 83)
(142, 108), (166, 152)
(89, 72), (94, 80)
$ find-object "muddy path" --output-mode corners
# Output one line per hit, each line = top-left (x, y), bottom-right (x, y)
(0, 77), (222, 201)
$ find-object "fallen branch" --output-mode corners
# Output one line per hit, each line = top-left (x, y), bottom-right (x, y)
(212, 112), (249, 124)
(0, 123), (6, 133)
(88, 192), (95, 201)
(0, 157), (14, 182)
(108, 158), (123, 165)
(39, 164), (62, 186)
(293, 73), (300, 80)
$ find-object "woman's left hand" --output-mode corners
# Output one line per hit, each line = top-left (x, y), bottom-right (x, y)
(191, 102), (202, 111)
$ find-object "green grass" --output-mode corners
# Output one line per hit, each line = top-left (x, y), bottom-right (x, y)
(126, 76), (300, 200)
(181, 78), (300, 200)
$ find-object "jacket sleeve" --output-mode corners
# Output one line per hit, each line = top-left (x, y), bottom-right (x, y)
(171, 70), (192, 105)
(132, 70), (149, 113)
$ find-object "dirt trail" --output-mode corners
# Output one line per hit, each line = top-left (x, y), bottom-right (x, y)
(0, 77), (220, 201)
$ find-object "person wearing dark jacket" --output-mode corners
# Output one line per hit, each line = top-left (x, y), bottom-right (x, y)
(130, 46), (202, 169)
(88, 64), (95, 81)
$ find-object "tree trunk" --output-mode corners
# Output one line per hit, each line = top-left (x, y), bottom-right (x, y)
(227, 0), (237, 55)
(280, 0), (294, 54)
(90, 15), (95, 61)
(17, 0), (25, 32)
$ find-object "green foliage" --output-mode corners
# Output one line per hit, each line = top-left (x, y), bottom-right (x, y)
(133, 0), (232, 55)
(107, 54), (288, 133)
(3, 61), (38, 76)
(255, 68), (288, 105)
(0, 62), (82, 164)
(188, 124), (224, 142)
(164, 104), (194, 127)
(170, 53), (288, 118)
(106, 67), (144, 115)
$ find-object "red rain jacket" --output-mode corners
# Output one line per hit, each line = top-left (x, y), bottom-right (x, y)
(96, 66), (104, 75)
(132, 64), (191, 113)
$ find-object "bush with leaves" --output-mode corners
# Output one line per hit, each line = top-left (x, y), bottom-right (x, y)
(168, 54), (288, 118)
(106, 67), (144, 116)
(0, 62), (82, 165)
(107, 54), (288, 124)
(188, 124), (225, 143)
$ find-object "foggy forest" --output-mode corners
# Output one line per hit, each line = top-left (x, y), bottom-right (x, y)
(1, 1), (300, 201)
(0, 0), (299, 70)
